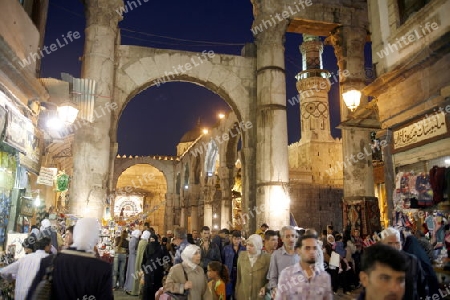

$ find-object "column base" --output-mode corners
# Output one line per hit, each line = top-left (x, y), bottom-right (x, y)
(343, 196), (382, 236)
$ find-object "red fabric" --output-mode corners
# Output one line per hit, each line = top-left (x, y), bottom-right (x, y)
(430, 166), (446, 204)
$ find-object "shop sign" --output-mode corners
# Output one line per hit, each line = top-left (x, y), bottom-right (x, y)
(18, 127), (44, 174)
(37, 167), (58, 186)
(4, 108), (33, 154)
(3, 109), (44, 173)
(114, 195), (143, 217)
(393, 111), (449, 151)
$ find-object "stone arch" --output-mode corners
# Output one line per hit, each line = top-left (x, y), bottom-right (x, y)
(112, 46), (255, 146)
(112, 156), (176, 194)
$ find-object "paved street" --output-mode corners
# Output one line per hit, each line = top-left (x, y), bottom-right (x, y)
(113, 287), (363, 299)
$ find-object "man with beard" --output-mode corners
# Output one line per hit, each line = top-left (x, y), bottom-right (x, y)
(275, 233), (332, 299)
(142, 234), (167, 300)
(197, 226), (221, 273)
(357, 243), (407, 300)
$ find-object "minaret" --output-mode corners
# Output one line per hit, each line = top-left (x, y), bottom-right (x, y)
(296, 35), (333, 142)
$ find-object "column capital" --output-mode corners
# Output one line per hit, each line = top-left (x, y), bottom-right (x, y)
(250, 0), (287, 45)
(84, 0), (123, 27)
(325, 25), (368, 79)
(253, 20), (288, 46)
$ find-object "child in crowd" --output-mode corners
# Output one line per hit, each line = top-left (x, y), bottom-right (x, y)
(154, 275), (168, 300)
(207, 261), (229, 300)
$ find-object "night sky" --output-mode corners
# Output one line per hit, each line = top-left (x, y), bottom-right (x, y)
(41, 1), (372, 156)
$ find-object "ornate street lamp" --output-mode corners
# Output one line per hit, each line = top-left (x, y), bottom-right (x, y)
(342, 89), (362, 111)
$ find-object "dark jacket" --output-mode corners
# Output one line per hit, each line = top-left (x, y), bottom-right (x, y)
(402, 250), (428, 300)
(403, 235), (439, 299)
(221, 243), (246, 295)
(198, 240), (222, 271)
(26, 250), (113, 300)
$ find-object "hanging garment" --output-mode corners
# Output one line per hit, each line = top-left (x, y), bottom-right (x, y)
(429, 166), (446, 204)
(409, 175), (419, 196)
(400, 173), (410, 194)
(396, 172), (404, 191)
(416, 174), (433, 206)
(445, 167), (450, 200)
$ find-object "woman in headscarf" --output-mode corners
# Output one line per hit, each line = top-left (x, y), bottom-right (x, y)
(235, 234), (271, 299)
(125, 229), (141, 292)
(142, 233), (165, 300)
(130, 230), (150, 296)
(164, 244), (211, 300)
(26, 218), (113, 300)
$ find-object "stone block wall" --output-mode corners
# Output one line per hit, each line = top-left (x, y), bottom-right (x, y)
(289, 183), (343, 233)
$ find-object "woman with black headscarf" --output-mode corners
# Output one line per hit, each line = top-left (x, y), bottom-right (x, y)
(142, 234), (166, 300)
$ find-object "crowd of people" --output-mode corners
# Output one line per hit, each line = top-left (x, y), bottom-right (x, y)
(0, 219), (447, 300)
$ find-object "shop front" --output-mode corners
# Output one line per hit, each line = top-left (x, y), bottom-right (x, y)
(390, 108), (450, 240)
(0, 90), (44, 254)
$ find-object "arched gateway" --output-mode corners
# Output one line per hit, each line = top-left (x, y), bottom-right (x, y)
(70, 0), (371, 233)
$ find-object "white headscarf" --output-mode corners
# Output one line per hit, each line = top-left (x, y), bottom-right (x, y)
(141, 230), (151, 241)
(132, 230), (142, 239)
(181, 244), (200, 270)
(40, 219), (51, 230)
(327, 234), (335, 244)
(247, 234), (263, 267)
(71, 218), (99, 253)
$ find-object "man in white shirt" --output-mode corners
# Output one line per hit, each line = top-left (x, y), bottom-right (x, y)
(0, 237), (51, 300)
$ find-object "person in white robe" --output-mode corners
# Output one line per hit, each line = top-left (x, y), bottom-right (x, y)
(0, 237), (51, 300)
(130, 230), (150, 295)
(124, 229), (141, 292)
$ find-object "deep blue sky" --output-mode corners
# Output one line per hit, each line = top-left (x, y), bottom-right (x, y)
(41, 1), (372, 156)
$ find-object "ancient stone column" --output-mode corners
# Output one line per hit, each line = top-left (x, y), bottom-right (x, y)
(252, 1), (290, 231)
(376, 129), (395, 224)
(204, 203), (213, 228)
(327, 26), (379, 235)
(180, 207), (187, 228)
(219, 166), (233, 229)
(164, 192), (175, 232)
(70, 0), (123, 219)
(191, 205), (199, 232)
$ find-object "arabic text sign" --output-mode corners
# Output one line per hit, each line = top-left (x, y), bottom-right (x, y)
(37, 167), (58, 186)
(393, 112), (447, 150)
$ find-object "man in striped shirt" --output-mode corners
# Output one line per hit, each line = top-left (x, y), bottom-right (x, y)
(275, 233), (332, 300)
